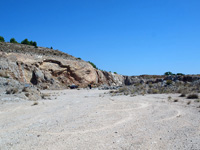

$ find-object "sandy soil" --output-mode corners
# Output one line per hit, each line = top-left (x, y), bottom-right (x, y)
(0, 89), (200, 150)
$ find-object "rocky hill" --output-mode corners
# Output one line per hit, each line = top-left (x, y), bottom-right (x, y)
(1, 42), (200, 101)
(0, 42), (124, 91)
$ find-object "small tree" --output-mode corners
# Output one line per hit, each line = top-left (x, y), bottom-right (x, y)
(10, 38), (18, 43)
(32, 41), (37, 47)
(0, 36), (5, 42)
(50, 46), (53, 49)
(29, 41), (33, 45)
(21, 39), (30, 45)
(164, 71), (173, 76)
(177, 73), (184, 76)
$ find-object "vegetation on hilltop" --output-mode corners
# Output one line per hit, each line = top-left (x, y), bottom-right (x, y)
(164, 71), (185, 76)
(10, 38), (18, 43)
(1, 35), (117, 74)
(21, 39), (37, 48)
(88, 61), (98, 69)
(0, 36), (5, 42)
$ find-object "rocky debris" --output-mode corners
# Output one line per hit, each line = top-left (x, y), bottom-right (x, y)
(98, 85), (122, 90)
(124, 75), (200, 85)
(113, 76), (200, 96)
(6, 87), (18, 94)
(124, 76), (141, 85)
(22, 86), (41, 101)
(0, 76), (41, 101)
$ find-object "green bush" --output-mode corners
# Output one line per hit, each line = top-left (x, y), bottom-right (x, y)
(32, 41), (37, 48)
(88, 61), (98, 69)
(21, 39), (30, 45)
(29, 41), (33, 45)
(114, 72), (117, 74)
(177, 73), (184, 76)
(10, 38), (18, 43)
(21, 39), (38, 47)
(32, 41), (37, 47)
(164, 71), (173, 75)
(0, 36), (5, 42)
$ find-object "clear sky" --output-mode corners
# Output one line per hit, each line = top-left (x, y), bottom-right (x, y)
(1, 0), (200, 75)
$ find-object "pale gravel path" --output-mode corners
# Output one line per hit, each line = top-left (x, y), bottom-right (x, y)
(0, 89), (200, 150)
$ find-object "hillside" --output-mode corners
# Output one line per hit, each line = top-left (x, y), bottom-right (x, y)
(0, 42), (124, 90)
(1, 42), (200, 101)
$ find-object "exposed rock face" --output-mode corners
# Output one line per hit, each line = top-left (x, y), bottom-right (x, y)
(0, 42), (124, 90)
(2, 42), (199, 94)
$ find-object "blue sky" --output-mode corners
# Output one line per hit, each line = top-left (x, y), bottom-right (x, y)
(1, 0), (200, 75)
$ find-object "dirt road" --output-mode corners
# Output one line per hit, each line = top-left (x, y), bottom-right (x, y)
(0, 89), (200, 150)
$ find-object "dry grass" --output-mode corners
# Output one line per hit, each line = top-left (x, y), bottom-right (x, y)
(168, 96), (172, 101)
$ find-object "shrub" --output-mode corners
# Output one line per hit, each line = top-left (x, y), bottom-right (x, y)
(21, 38), (30, 45)
(88, 61), (98, 69)
(114, 72), (117, 74)
(179, 93), (186, 97)
(148, 88), (159, 94)
(0, 36), (5, 42)
(148, 82), (153, 88)
(174, 99), (178, 102)
(152, 89), (159, 94)
(166, 80), (172, 85)
(131, 89), (135, 94)
(168, 96), (172, 101)
(164, 71), (173, 76)
(50, 47), (53, 49)
(187, 94), (199, 99)
(177, 73), (184, 76)
(32, 102), (38, 106)
(118, 87), (128, 93)
(21, 39), (37, 47)
(29, 41), (33, 45)
(10, 38), (18, 43)
(32, 41), (37, 47)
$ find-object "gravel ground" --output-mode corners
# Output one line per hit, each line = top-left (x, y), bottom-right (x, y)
(0, 89), (200, 150)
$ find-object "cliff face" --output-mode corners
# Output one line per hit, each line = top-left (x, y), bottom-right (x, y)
(0, 42), (124, 89)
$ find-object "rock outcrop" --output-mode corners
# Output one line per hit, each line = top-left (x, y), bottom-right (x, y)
(1, 42), (199, 98)
(0, 42), (124, 90)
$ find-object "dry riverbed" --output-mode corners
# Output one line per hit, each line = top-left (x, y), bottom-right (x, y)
(0, 89), (200, 150)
